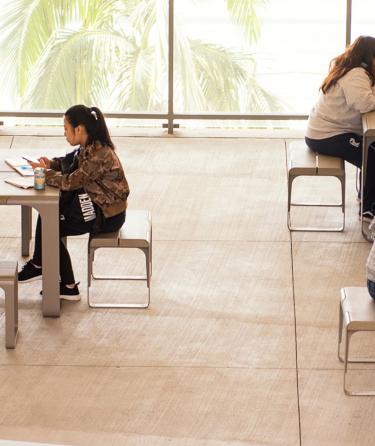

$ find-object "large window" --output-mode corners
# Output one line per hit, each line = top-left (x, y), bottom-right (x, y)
(0, 0), (368, 126)
(173, 0), (276, 114)
(0, 0), (168, 113)
(255, 0), (345, 114)
(352, 0), (374, 39)
(174, 0), (345, 114)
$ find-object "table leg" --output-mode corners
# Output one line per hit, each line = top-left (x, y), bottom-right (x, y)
(35, 200), (60, 317)
(6, 193), (60, 317)
(361, 135), (375, 241)
(21, 205), (32, 256)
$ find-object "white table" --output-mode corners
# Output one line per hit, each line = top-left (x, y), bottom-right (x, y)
(0, 149), (64, 255)
(0, 173), (60, 317)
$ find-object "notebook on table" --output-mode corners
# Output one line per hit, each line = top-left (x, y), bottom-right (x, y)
(4, 176), (34, 189)
(5, 155), (38, 176)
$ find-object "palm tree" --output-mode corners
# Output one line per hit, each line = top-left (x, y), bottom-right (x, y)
(0, 0), (282, 113)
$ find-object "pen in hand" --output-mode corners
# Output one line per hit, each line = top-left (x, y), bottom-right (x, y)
(22, 156), (38, 164)
(22, 156), (50, 169)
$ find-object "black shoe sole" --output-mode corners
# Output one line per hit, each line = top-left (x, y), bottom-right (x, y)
(39, 289), (81, 301)
(18, 275), (42, 283)
(361, 215), (374, 223)
(60, 294), (81, 301)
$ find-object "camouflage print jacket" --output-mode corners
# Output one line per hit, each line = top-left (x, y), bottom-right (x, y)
(46, 141), (130, 218)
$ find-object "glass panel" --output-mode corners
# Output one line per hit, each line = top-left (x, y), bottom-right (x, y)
(174, 0), (346, 115)
(0, 0), (168, 113)
(352, 0), (373, 39)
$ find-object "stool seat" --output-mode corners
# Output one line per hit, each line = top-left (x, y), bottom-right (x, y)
(87, 209), (152, 309)
(288, 143), (317, 175)
(119, 210), (151, 248)
(287, 141), (345, 232)
(317, 154), (345, 176)
(341, 287), (375, 330)
(0, 260), (18, 348)
(0, 261), (20, 280)
(339, 287), (375, 395)
(90, 231), (119, 248)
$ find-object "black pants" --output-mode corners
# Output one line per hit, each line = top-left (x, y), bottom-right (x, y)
(305, 133), (375, 212)
(32, 211), (125, 284)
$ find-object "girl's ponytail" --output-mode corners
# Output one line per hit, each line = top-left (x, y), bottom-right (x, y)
(64, 104), (115, 150)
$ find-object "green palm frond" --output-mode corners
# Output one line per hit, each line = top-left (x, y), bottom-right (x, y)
(0, 0), (282, 114)
(243, 78), (285, 112)
(0, 0), (75, 94)
(22, 27), (132, 109)
(82, 0), (120, 28)
(0, 0), (121, 97)
(112, 0), (169, 112)
(113, 44), (156, 111)
(189, 40), (250, 112)
(225, 0), (267, 43)
(173, 29), (207, 111)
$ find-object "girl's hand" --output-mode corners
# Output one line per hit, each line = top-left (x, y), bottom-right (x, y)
(38, 157), (51, 168)
(28, 157), (51, 169)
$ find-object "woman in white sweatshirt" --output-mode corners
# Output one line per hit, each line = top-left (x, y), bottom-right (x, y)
(306, 35), (375, 221)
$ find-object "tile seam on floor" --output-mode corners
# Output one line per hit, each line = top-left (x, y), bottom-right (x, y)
(289, 223), (302, 446)
(0, 363), (302, 370)
(0, 238), (296, 243)
(0, 238), (368, 244)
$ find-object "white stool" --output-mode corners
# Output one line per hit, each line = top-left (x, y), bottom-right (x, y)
(0, 261), (18, 348)
(87, 210), (152, 308)
(339, 287), (375, 395)
(287, 141), (345, 231)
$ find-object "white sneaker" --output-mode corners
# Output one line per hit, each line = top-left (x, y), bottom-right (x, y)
(362, 211), (374, 223)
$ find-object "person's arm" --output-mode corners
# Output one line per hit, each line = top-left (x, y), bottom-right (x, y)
(50, 149), (78, 172)
(46, 146), (113, 190)
(26, 149), (78, 171)
(341, 68), (375, 113)
(27, 157), (51, 169)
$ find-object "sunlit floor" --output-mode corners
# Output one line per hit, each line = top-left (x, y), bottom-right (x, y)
(0, 127), (374, 446)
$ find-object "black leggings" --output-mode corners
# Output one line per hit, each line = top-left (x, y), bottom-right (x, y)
(32, 211), (125, 284)
(305, 133), (375, 212)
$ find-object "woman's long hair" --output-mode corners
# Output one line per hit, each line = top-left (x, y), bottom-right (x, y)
(321, 35), (375, 93)
(64, 104), (115, 150)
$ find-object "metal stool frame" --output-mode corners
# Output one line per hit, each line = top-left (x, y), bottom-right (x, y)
(287, 141), (345, 232)
(87, 210), (152, 309)
(338, 287), (375, 396)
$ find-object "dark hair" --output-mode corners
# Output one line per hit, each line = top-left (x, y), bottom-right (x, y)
(321, 35), (375, 93)
(64, 104), (115, 150)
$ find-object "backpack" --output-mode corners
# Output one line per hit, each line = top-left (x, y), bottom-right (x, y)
(59, 149), (98, 226)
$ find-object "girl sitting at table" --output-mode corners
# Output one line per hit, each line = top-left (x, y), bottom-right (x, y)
(17, 104), (130, 300)
(305, 35), (375, 222)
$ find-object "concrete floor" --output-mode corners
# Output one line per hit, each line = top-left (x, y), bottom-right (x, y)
(0, 128), (374, 445)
